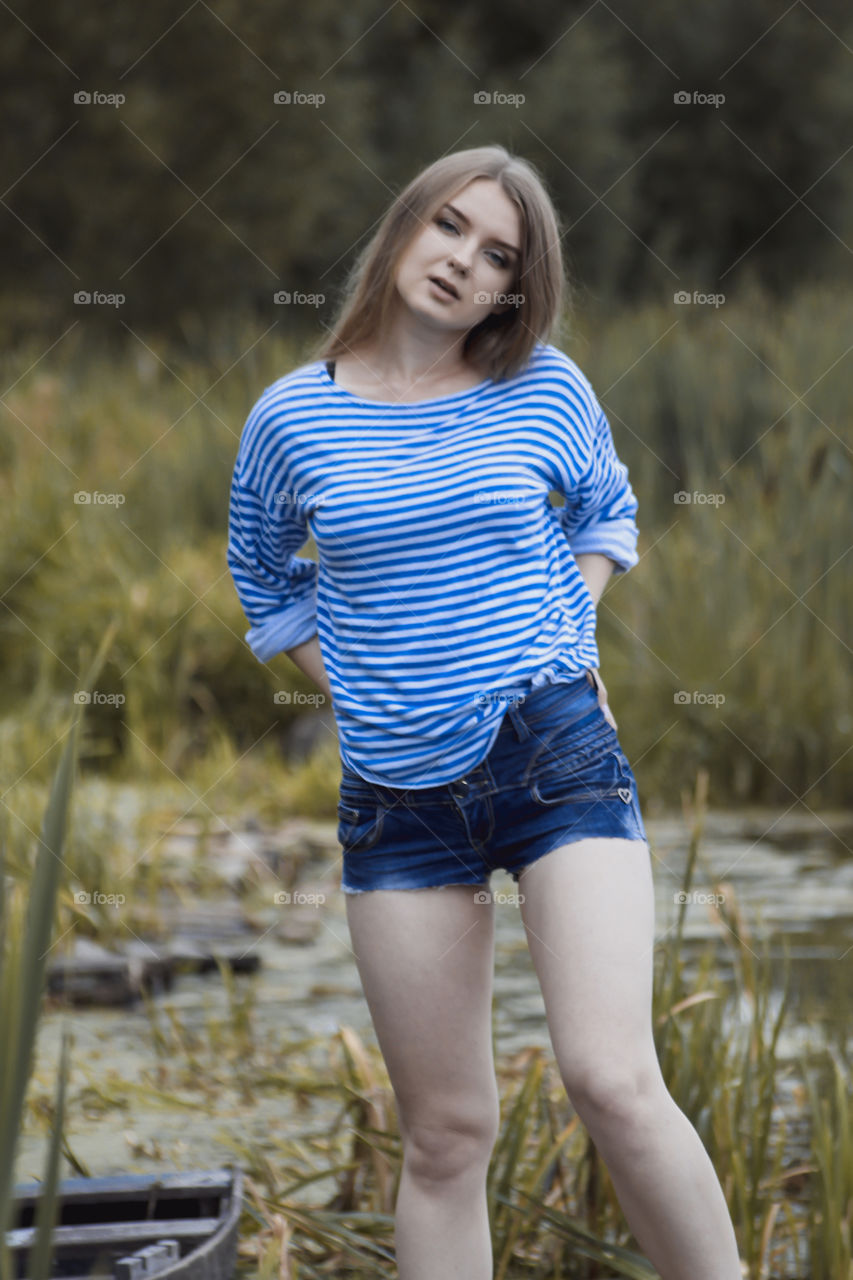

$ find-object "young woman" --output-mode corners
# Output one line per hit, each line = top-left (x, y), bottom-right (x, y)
(227, 145), (742, 1280)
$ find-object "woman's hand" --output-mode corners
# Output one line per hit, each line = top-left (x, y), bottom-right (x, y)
(591, 667), (618, 731)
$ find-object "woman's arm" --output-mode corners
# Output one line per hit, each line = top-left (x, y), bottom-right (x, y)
(286, 634), (333, 704)
(574, 552), (619, 730)
(574, 552), (615, 606)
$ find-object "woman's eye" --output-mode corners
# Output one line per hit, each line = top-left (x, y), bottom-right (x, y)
(436, 218), (507, 268)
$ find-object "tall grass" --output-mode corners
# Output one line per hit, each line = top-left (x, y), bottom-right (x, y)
(804, 1050), (853, 1280)
(129, 771), (839, 1279)
(0, 281), (850, 810)
(7, 758), (848, 1276)
(0, 629), (113, 1279)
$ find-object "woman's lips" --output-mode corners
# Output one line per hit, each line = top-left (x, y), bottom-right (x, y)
(428, 276), (459, 298)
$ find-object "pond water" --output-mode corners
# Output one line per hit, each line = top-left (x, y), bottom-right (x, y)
(15, 802), (853, 1196)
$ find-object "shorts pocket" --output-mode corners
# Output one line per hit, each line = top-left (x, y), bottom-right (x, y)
(336, 801), (385, 854)
(527, 710), (632, 806)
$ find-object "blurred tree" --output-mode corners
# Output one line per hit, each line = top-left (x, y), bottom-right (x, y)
(0, 0), (850, 349)
(611, 0), (853, 296)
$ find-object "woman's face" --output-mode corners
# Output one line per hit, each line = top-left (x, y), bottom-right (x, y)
(393, 177), (522, 336)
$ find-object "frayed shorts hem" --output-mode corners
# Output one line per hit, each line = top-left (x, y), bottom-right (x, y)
(340, 830), (649, 895)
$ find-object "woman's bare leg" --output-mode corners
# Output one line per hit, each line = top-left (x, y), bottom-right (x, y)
(345, 885), (500, 1280)
(518, 837), (743, 1280)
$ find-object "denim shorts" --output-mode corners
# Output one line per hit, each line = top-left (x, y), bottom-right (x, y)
(337, 669), (648, 894)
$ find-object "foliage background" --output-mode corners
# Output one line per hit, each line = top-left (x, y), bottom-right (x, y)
(0, 0), (851, 808)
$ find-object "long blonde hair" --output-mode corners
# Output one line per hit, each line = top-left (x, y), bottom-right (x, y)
(311, 144), (569, 382)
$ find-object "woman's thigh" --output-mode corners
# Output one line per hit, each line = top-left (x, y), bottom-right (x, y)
(345, 885), (500, 1136)
(516, 835), (659, 1090)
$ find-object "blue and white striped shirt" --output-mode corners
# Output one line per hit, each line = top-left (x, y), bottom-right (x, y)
(227, 341), (640, 788)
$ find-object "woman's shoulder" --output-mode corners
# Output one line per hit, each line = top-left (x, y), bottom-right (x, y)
(512, 342), (600, 417)
(253, 359), (325, 407)
(244, 359), (326, 422)
(239, 361), (327, 456)
(522, 340), (591, 384)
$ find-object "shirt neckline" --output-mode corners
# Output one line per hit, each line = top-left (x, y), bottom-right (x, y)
(316, 360), (494, 408)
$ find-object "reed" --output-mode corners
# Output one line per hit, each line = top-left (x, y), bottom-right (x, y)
(218, 772), (845, 1277)
(1, 281), (850, 806)
(803, 1049), (853, 1280)
(0, 628), (113, 1279)
(7, 752), (848, 1276)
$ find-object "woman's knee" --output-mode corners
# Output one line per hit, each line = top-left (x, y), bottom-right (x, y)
(561, 1056), (667, 1132)
(400, 1106), (500, 1184)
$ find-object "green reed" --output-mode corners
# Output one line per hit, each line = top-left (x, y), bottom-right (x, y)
(0, 629), (114, 1279)
(13, 783), (849, 1277)
(0, 281), (850, 807)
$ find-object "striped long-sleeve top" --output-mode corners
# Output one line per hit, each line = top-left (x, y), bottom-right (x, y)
(226, 341), (640, 788)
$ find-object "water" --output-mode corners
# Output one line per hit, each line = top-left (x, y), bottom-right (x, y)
(15, 803), (853, 1189)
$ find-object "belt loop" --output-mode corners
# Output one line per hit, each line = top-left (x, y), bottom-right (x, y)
(507, 699), (530, 742)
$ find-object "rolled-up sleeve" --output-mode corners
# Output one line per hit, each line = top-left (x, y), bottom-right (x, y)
(226, 398), (318, 662)
(557, 403), (640, 575)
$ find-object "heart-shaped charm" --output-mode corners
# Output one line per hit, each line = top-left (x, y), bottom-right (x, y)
(618, 787), (632, 804)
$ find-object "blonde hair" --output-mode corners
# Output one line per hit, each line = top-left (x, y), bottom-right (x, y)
(311, 144), (569, 382)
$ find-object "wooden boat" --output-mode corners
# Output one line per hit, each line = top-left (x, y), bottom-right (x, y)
(7, 1167), (242, 1279)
